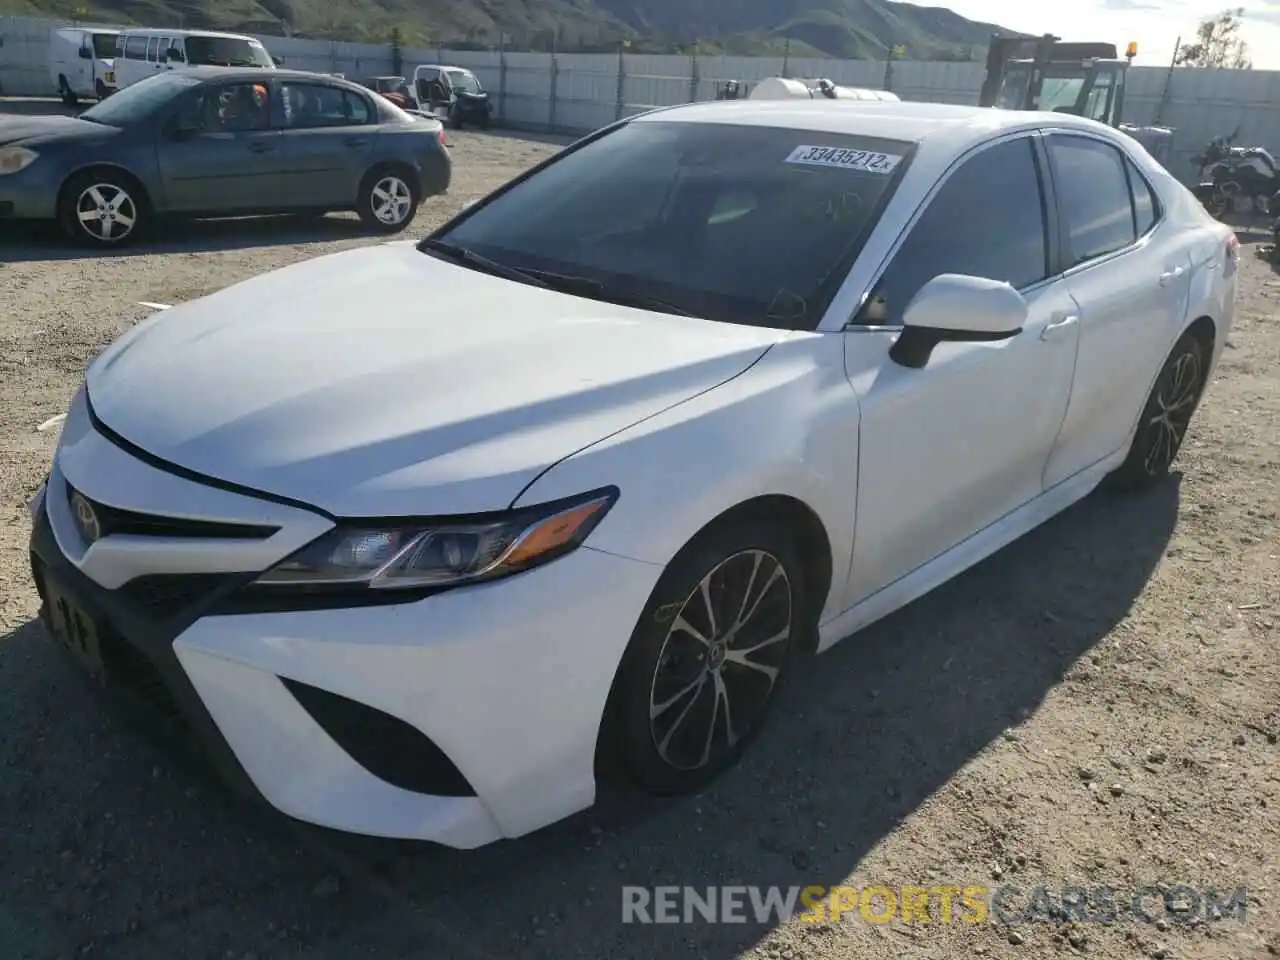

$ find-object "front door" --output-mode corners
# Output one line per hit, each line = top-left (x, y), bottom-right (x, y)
(843, 133), (1080, 603)
(156, 80), (283, 213)
(1041, 132), (1193, 488)
(277, 80), (376, 206)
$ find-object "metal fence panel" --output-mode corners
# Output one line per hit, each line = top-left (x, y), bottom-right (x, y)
(10, 15), (1280, 184)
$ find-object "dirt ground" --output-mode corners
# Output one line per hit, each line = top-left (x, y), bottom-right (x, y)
(0, 116), (1277, 960)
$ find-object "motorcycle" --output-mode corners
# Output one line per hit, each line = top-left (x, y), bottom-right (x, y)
(1192, 131), (1280, 219)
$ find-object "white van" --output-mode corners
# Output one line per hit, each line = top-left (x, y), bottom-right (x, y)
(112, 29), (277, 90)
(48, 27), (120, 105)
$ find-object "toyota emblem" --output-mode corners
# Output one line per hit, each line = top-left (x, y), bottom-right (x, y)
(70, 491), (101, 544)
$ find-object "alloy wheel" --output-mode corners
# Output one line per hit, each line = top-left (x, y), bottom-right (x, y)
(647, 549), (793, 772)
(370, 176), (412, 225)
(1144, 348), (1202, 476)
(76, 183), (137, 243)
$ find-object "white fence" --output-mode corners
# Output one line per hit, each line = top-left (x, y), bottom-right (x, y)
(10, 14), (1280, 181)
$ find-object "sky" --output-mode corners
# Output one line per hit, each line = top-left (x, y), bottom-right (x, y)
(924, 0), (1280, 68)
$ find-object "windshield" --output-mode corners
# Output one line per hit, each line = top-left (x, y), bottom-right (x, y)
(185, 36), (273, 68)
(91, 33), (117, 58)
(80, 71), (201, 125)
(1037, 75), (1087, 112)
(994, 65), (1032, 109)
(431, 120), (913, 329)
(446, 69), (482, 93)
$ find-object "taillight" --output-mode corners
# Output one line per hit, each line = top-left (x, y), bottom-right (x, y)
(1226, 233), (1239, 274)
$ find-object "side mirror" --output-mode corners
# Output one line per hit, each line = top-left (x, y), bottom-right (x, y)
(78, 47), (92, 59)
(272, 55), (283, 66)
(889, 274), (1027, 369)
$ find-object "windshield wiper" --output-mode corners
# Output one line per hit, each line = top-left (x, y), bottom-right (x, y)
(522, 269), (699, 317)
(419, 238), (550, 288)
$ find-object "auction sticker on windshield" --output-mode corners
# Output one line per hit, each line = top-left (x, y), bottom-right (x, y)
(785, 145), (902, 174)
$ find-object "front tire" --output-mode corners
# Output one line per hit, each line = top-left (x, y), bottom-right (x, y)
(57, 170), (147, 246)
(607, 519), (806, 796)
(356, 167), (418, 233)
(1109, 329), (1210, 490)
(58, 76), (77, 108)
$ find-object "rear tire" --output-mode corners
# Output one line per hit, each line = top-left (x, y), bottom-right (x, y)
(1108, 328), (1210, 490)
(58, 76), (77, 108)
(604, 519), (806, 796)
(356, 166), (418, 233)
(57, 169), (148, 247)
(95, 79), (109, 100)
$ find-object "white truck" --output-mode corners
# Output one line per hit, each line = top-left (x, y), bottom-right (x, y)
(49, 26), (120, 105)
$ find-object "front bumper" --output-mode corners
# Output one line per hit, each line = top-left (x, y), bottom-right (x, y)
(0, 163), (59, 220)
(29, 391), (663, 847)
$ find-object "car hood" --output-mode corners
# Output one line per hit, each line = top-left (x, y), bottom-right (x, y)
(0, 115), (116, 147)
(86, 243), (784, 517)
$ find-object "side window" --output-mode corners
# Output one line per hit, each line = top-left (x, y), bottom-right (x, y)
(857, 136), (1049, 325)
(1048, 135), (1136, 266)
(281, 83), (371, 127)
(1126, 158), (1160, 235)
(168, 40), (185, 62)
(125, 36), (147, 59)
(115, 34), (126, 57)
(145, 36), (158, 62)
(183, 82), (271, 133)
(1082, 72), (1114, 123)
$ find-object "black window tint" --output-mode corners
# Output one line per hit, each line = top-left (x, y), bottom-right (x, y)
(125, 36), (146, 59)
(1127, 158), (1159, 235)
(1049, 135), (1136, 264)
(857, 136), (1047, 325)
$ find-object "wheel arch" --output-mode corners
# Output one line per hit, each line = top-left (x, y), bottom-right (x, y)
(58, 162), (153, 213)
(360, 159), (421, 198)
(686, 494), (834, 653)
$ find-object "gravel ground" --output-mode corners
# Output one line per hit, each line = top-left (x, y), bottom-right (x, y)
(0, 111), (1277, 960)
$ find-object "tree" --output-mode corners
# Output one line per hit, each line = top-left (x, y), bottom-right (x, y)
(1177, 8), (1252, 68)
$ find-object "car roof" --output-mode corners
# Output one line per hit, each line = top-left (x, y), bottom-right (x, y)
(172, 65), (359, 86)
(120, 28), (257, 39)
(636, 99), (1125, 154)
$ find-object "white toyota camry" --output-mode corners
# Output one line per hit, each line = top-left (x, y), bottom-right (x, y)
(30, 99), (1236, 848)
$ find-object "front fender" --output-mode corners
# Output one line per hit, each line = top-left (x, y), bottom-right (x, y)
(513, 331), (860, 624)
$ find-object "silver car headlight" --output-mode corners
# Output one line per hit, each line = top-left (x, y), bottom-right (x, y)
(0, 147), (38, 176)
(253, 487), (617, 592)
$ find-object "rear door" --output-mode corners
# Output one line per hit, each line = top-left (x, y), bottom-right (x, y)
(1041, 132), (1193, 488)
(156, 80), (284, 213)
(277, 80), (376, 206)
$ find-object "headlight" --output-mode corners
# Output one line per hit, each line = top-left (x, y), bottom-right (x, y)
(0, 147), (38, 175)
(253, 487), (617, 592)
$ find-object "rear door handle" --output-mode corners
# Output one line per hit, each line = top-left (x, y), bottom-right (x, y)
(1040, 313), (1079, 342)
(1159, 265), (1186, 285)
(343, 137), (368, 147)
(249, 141), (275, 153)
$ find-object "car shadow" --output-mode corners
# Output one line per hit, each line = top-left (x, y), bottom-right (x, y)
(0, 477), (1181, 957)
(0, 214), (379, 262)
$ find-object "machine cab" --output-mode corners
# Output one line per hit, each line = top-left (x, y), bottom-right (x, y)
(980, 34), (1136, 128)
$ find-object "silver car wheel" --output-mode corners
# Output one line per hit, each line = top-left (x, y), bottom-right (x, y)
(370, 176), (413, 225)
(76, 183), (137, 243)
(647, 549), (793, 772)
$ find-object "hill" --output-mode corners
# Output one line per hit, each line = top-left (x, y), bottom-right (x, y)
(0, 0), (1015, 58)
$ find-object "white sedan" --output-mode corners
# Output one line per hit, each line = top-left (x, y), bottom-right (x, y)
(29, 100), (1236, 848)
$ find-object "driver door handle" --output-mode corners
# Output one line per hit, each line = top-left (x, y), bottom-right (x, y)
(1041, 313), (1079, 342)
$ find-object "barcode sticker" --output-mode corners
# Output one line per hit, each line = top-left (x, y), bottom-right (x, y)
(784, 145), (902, 174)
